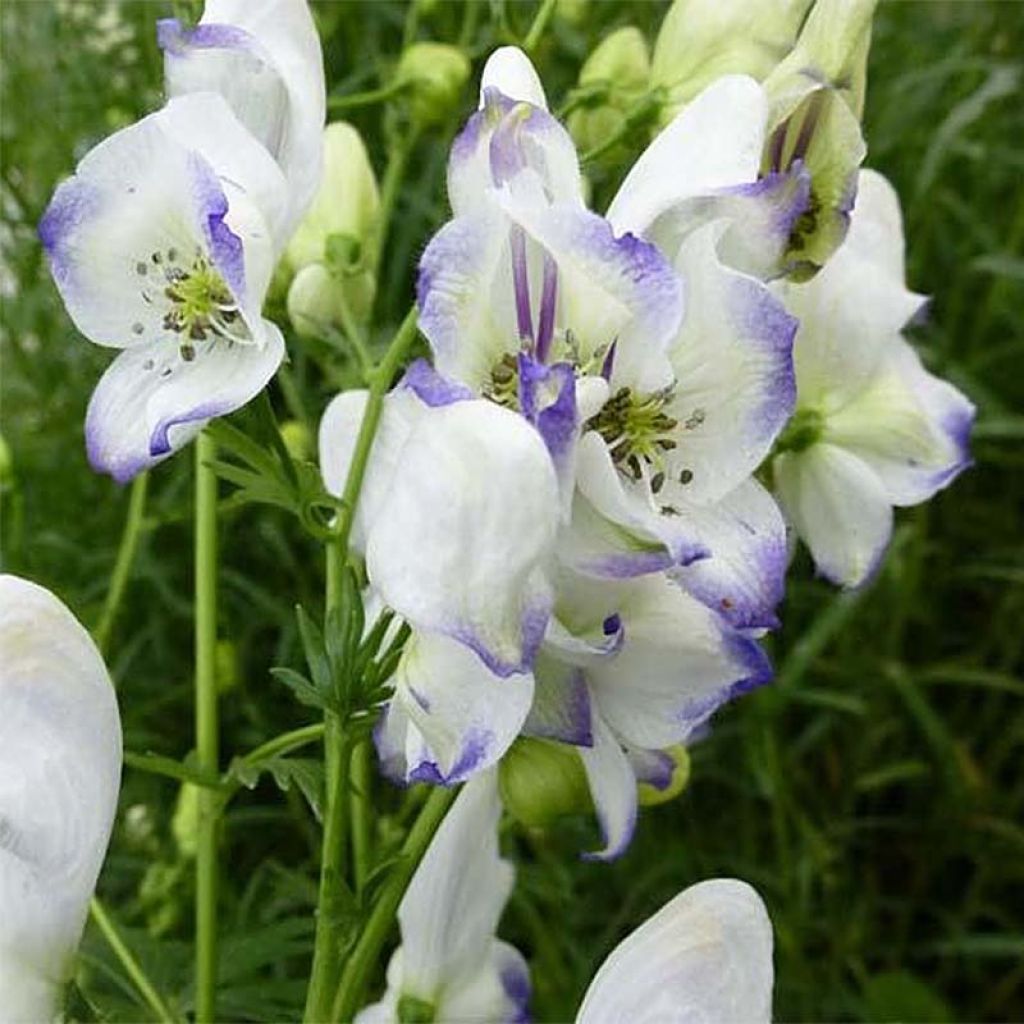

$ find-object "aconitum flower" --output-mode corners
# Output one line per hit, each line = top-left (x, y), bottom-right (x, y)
(576, 878), (774, 1023)
(319, 363), (559, 784)
(356, 772), (529, 1023)
(40, 95), (290, 481)
(158, 0), (326, 238)
(771, 170), (975, 587)
(0, 575), (122, 1021)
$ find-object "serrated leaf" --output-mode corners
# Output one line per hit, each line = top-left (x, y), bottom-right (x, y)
(266, 757), (326, 822)
(270, 666), (327, 710)
(295, 605), (333, 696)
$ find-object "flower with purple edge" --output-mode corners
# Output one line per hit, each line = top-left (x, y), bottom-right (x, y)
(39, 93), (294, 482)
(355, 771), (530, 1024)
(771, 169), (976, 588)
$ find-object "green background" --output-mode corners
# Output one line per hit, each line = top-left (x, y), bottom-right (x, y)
(2, 1), (1022, 1020)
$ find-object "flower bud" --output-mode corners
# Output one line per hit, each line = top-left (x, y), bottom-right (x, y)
(0, 432), (13, 491)
(567, 27), (651, 159)
(216, 638), (239, 694)
(286, 260), (376, 338)
(280, 419), (313, 462)
(286, 121), (381, 274)
(499, 737), (591, 828)
(556, 0), (589, 26)
(397, 42), (471, 127)
(637, 745), (691, 807)
(651, 0), (813, 120)
(172, 783), (200, 860)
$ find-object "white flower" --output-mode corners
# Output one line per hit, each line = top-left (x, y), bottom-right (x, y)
(577, 878), (774, 1024)
(40, 94), (292, 481)
(356, 772), (529, 1024)
(319, 362), (559, 784)
(0, 575), (122, 1022)
(157, 0), (326, 238)
(771, 170), (975, 587)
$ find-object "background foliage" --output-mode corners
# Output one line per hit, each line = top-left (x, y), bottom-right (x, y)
(2, 1), (1023, 1021)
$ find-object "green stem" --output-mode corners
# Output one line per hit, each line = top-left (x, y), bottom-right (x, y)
(194, 431), (220, 1023)
(523, 0), (557, 53)
(331, 787), (458, 1022)
(327, 79), (410, 113)
(94, 471), (149, 657)
(234, 722), (327, 773)
(372, 129), (421, 285)
(89, 897), (178, 1024)
(350, 741), (372, 891)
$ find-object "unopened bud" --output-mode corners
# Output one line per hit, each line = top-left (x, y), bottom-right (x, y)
(556, 0), (589, 26)
(397, 42), (471, 126)
(568, 27), (651, 158)
(499, 737), (591, 828)
(286, 121), (381, 273)
(172, 783), (200, 860)
(637, 745), (691, 807)
(280, 419), (312, 462)
(216, 639), (239, 695)
(0, 433), (13, 490)
(652, 0), (813, 120)
(286, 261), (376, 339)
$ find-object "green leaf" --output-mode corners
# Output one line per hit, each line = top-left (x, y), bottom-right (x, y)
(270, 666), (327, 711)
(862, 971), (954, 1023)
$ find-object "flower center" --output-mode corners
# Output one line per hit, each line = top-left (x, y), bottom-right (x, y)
(586, 386), (678, 482)
(134, 246), (248, 360)
(775, 406), (824, 453)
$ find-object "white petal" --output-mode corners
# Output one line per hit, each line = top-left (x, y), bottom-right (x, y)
(480, 46), (548, 109)
(841, 169), (908, 280)
(576, 878), (774, 1024)
(366, 400), (558, 676)
(160, 0), (326, 235)
(0, 576), (121, 1016)
(824, 338), (975, 507)
(578, 711), (637, 861)
(442, 940), (531, 1023)
(377, 630), (534, 786)
(399, 772), (515, 997)
(317, 387), (424, 550)
(607, 75), (767, 237)
(40, 98), (277, 350)
(587, 575), (772, 750)
(664, 223), (796, 504)
(774, 443), (893, 587)
(85, 319), (285, 482)
(670, 479), (788, 631)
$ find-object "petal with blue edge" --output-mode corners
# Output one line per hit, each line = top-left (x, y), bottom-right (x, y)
(85, 319), (285, 482)
(366, 399), (557, 676)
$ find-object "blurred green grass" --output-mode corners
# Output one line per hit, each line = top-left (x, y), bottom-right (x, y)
(2, 2), (1023, 1021)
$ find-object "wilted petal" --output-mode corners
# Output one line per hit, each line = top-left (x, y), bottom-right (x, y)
(159, 0), (325, 235)
(0, 576), (121, 1020)
(576, 878), (774, 1024)
(366, 399), (557, 676)
(587, 575), (772, 750)
(774, 442), (893, 587)
(664, 223), (796, 505)
(86, 320), (284, 482)
(376, 631), (534, 787)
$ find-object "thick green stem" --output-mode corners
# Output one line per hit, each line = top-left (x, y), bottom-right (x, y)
(94, 471), (148, 657)
(89, 897), (178, 1024)
(194, 431), (220, 1022)
(523, 0), (557, 53)
(331, 787), (458, 1022)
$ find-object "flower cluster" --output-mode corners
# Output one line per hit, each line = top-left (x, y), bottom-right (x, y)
(20, 0), (977, 1019)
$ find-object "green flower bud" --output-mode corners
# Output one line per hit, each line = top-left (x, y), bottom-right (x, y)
(499, 737), (592, 828)
(286, 121), (381, 273)
(286, 261), (376, 338)
(397, 42), (471, 127)
(172, 783), (200, 860)
(215, 639), (239, 694)
(637, 745), (691, 807)
(0, 433), (13, 491)
(280, 419), (313, 462)
(651, 0), (813, 120)
(567, 27), (651, 159)
(556, 0), (589, 26)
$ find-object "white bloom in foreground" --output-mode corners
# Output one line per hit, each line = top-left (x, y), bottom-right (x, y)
(577, 878), (773, 1024)
(772, 170), (975, 587)
(40, 94), (291, 481)
(0, 575), (122, 1022)
(356, 772), (529, 1023)
(158, 0), (326, 237)
(319, 363), (559, 784)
